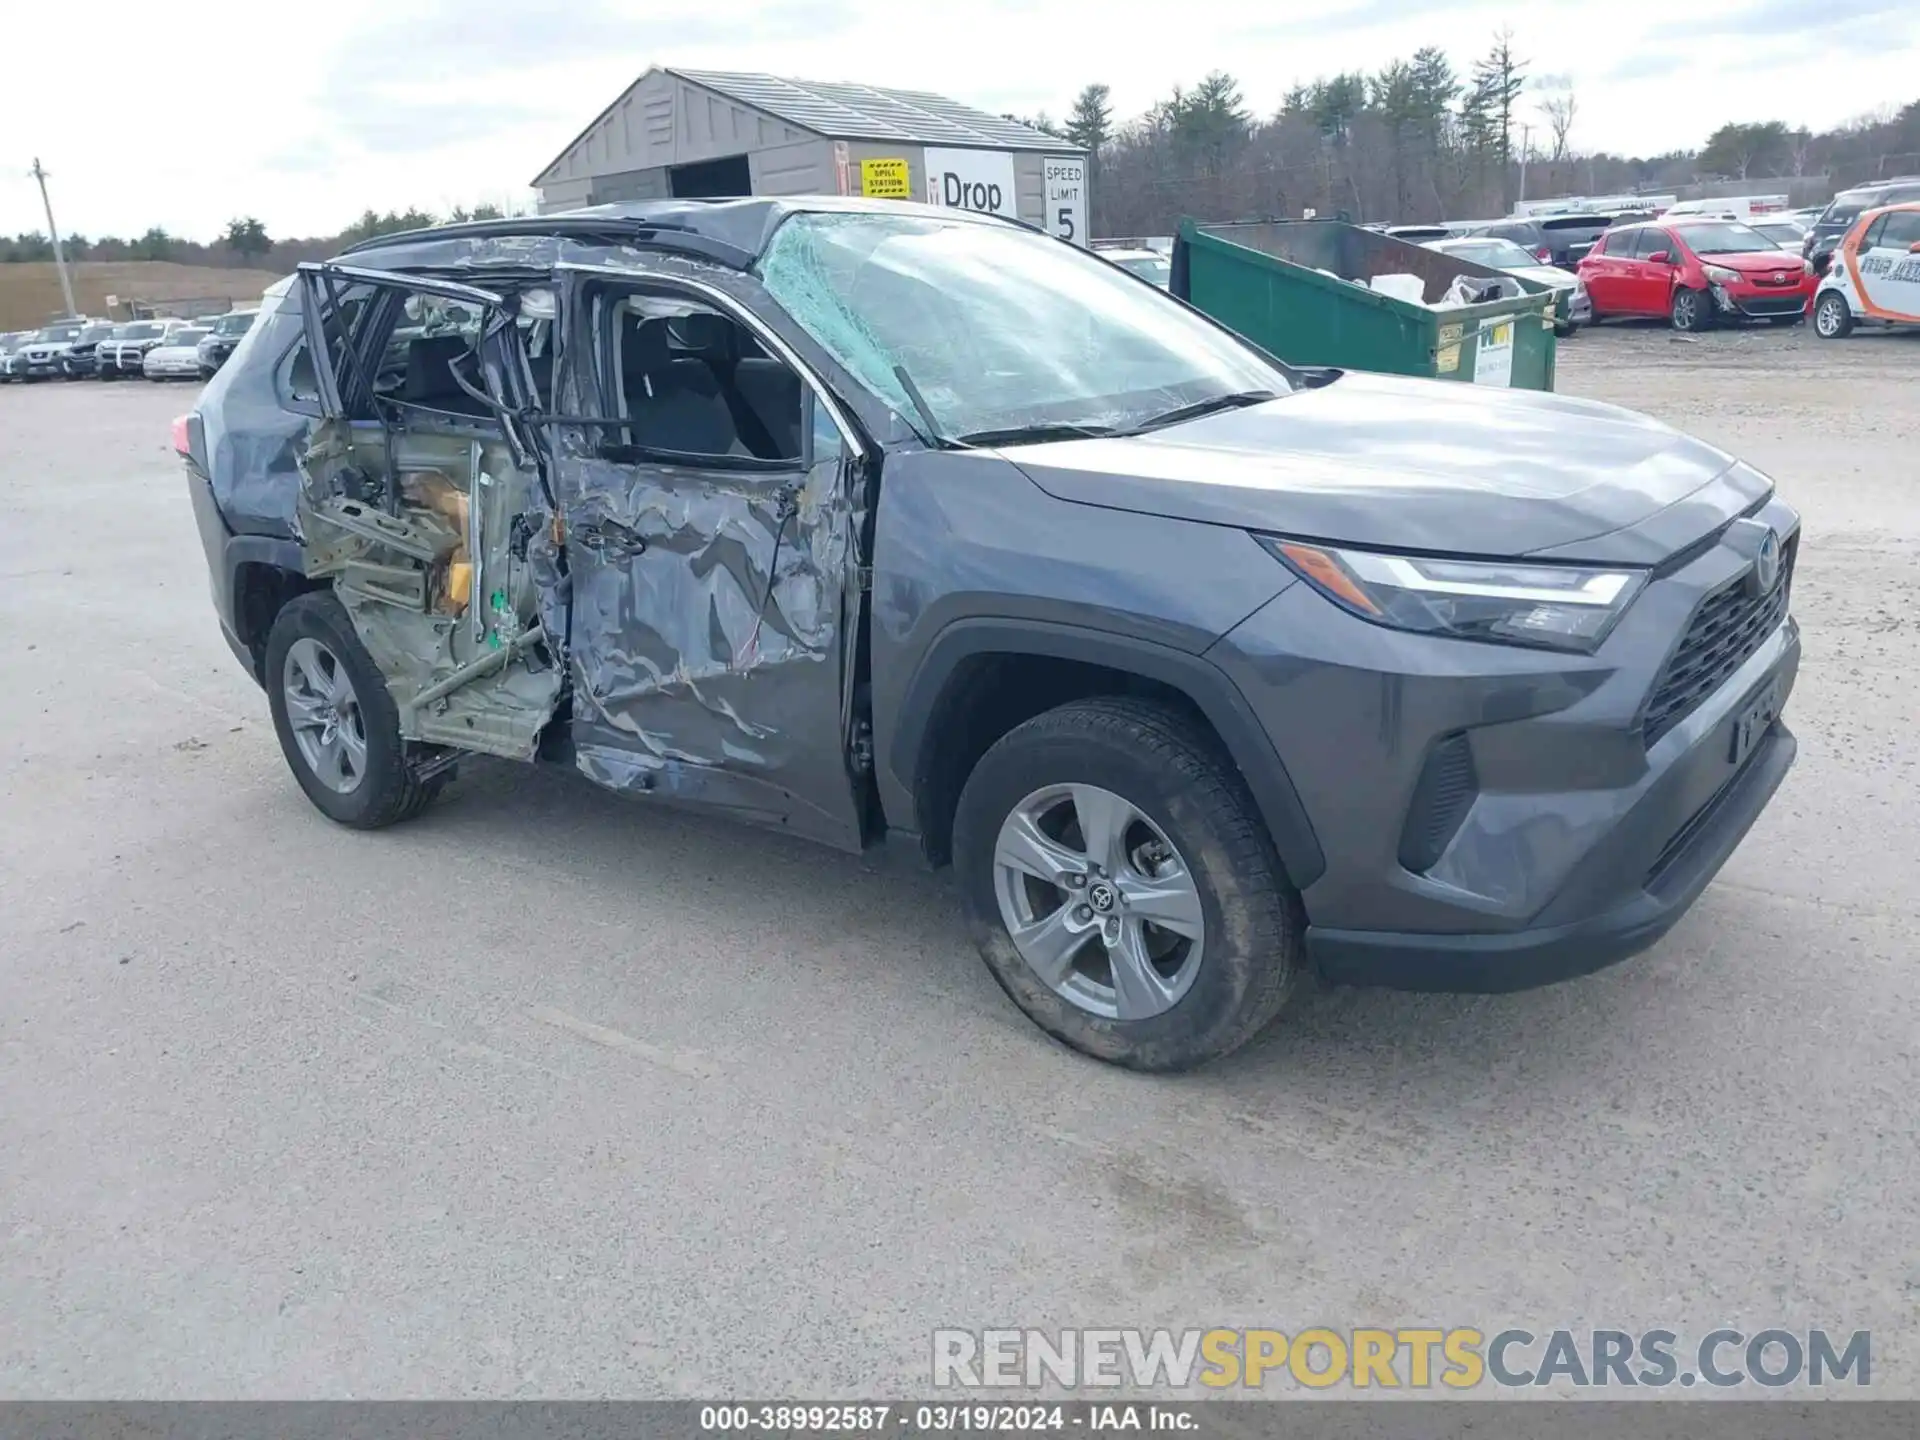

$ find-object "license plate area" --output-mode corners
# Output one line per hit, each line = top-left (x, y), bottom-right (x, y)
(1728, 672), (1785, 767)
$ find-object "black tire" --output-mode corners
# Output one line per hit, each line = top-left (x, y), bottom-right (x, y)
(953, 697), (1305, 1072)
(1813, 292), (1853, 339)
(1671, 287), (1713, 332)
(264, 591), (440, 829)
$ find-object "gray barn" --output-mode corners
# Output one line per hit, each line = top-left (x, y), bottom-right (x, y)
(531, 68), (1091, 245)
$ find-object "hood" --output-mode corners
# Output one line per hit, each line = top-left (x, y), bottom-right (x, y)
(1703, 249), (1805, 275)
(1001, 371), (1758, 562)
(1513, 265), (1577, 290)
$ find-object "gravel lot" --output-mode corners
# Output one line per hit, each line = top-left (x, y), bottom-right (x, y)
(3, 327), (1917, 1399)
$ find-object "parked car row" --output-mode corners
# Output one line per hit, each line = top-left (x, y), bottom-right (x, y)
(1374, 186), (1920, 336)
(0, 309), (259, 383)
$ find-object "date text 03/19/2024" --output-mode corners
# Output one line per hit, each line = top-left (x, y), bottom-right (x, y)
(698, 1404), (1196, 1433)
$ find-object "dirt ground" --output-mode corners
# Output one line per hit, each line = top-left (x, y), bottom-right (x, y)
(0, 261), (284, 329)
(1, 331), (1917, 1398)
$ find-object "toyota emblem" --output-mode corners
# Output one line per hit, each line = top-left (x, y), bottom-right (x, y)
(1773, 272), (1787, 284)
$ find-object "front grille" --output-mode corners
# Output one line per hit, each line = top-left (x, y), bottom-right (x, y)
(1733, 294), (1807, 316)
(1398, 732), (1478, 872)
(1642, 538), (1795, 747)
(1749, 272), (1800, 287)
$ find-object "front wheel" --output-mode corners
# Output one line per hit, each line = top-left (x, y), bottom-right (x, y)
(265, 592), (441, 828)
(953, 697), (1305, 1071)
(1671, 287), (1713, 331)
(1813, 292), (1853, 339)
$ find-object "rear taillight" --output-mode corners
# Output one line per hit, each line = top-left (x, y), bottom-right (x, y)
(170, 414), (193, 457)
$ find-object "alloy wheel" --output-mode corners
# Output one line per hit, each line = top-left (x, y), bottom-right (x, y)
(282, 637), (369, 794)
(991, 783), (1205, 1021)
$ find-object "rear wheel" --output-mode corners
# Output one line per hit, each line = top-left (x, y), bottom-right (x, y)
(1671, 287), (1713, 331)
(1813, 292), (1853, 339)
(953, 697), (1305, 1071)
(265, 592), (440, 829)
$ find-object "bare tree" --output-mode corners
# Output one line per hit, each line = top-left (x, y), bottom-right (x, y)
(1540, 89), (1577, 165)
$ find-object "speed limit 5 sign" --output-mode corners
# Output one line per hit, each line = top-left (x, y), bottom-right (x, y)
(1044, 156), (1088, 246)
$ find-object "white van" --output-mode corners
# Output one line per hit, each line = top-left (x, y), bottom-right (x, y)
(1661, 195), (1792, 223)
(1811, 200), (1920, 337)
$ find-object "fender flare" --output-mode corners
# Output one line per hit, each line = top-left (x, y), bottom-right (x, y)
(224, 535), (309, 659)
(889, 618), (1326, 890)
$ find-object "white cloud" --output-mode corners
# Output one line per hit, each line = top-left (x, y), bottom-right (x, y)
(3, 0), (1915, 243)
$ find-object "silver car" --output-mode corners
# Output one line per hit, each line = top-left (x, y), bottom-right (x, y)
(1426, 235), (1593, 336)
(143, 327), (212, 380)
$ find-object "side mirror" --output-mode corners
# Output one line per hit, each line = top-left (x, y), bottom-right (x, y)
(1646, 250), (1671, 265)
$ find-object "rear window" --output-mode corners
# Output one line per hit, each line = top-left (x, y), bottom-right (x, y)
(1541, 216), (1609, 233)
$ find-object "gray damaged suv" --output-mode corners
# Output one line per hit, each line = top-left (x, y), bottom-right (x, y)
(178, 199), (1799, 1071)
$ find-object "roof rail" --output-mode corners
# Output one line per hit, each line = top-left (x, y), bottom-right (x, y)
(338, 215), (757, 270)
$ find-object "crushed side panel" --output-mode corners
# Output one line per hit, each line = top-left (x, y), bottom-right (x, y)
(561, 434), (855, 807)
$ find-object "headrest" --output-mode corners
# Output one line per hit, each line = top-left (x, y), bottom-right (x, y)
(621, 319), (673, 376)
(405, 333), (471, 403)
(666, 312), (736, 363)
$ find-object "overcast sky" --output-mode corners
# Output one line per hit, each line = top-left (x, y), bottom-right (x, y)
(5, 0), (1915, 243)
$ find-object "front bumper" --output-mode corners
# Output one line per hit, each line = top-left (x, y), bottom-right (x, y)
(1208, 497), (1801, 991)
(1711, 280), (1815, 318)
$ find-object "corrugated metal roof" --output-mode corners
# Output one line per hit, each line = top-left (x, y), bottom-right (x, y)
(669, 68), (1079, 153)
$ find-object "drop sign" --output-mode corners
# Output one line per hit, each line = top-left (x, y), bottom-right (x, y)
(923, 148), (1018, 219)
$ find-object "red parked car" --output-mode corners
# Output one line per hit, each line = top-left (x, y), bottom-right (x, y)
(1577, 218), (1817, 331)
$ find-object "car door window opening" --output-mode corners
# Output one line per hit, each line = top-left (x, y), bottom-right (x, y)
(597, 294), (805, 465)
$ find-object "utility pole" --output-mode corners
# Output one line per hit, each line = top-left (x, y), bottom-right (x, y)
(1517, 124), (1533, 205)
(28, 158), (79, 319)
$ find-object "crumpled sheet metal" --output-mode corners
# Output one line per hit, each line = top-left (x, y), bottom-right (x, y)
(564, 443), (852, 794)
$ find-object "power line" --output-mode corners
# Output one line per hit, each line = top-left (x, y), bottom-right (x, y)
(28, 157), (79, 319)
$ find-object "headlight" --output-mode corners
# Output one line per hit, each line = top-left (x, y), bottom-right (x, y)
(1257, 537), (1646, 653)
(1703, 265), (1741, 285)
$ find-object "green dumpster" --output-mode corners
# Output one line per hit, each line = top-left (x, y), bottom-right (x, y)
(1170, 219), (1560, 391)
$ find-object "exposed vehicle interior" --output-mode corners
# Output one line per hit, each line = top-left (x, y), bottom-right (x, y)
(288, 273), (814, 789)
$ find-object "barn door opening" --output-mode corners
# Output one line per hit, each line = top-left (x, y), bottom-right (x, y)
(669, 154), (751, 198)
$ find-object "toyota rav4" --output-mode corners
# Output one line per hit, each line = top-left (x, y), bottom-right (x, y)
(177, 199), (1800, 1071)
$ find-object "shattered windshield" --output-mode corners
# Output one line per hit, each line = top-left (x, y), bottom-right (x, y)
(756, 212), (1289, 442)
